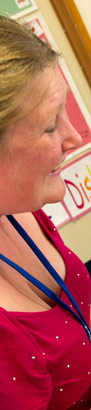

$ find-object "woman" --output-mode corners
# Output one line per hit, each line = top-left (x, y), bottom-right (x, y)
(0, 16), (90, 410)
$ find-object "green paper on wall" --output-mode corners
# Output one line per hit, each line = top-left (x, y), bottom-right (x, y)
(0, 0), (38, 19)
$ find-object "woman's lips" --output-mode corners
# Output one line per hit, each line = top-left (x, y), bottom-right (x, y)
(49, 166), (61, 176)
(50, 154), (67, 176)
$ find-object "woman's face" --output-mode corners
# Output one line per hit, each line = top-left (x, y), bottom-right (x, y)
(1, 65), (83, 214)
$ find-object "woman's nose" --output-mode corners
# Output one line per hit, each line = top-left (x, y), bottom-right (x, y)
(61, 122), (83, 152)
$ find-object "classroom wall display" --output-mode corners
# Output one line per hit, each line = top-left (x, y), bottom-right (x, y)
(43, 152), (91, 227)
(62, 152), (91, 220)
(0, 0), (38, 19)
(24, 12), (91, 162)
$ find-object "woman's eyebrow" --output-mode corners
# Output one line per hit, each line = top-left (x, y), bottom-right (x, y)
(48, 85), (69, 118)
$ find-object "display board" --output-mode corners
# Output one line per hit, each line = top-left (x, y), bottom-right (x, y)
(0, 0), (38, 19)
(62, 152), (91, 220)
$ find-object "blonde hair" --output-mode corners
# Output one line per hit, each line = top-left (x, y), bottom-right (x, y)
(0, 16), (59, 148)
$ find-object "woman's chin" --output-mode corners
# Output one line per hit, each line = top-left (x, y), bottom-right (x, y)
(45, 178), (66, 205)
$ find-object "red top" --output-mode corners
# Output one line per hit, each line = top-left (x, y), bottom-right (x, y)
(0, 209), (91, 410)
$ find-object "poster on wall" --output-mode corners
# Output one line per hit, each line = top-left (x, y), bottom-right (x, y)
(0, 0), (38, 19)
(24, 12), (91, 160)
(42, 152), (91, 227)
(61, 152), (91, 220)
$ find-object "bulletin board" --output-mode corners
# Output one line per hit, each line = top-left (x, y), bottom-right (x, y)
(61, 152), (91, 220)
(0, 0), (38, 19)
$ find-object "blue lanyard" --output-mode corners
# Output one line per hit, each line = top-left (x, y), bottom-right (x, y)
(0, 214), (90, 343)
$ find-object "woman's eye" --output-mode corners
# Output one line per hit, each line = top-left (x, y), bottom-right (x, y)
(44, 113), (60, 134)
(45, 126), (56, 134)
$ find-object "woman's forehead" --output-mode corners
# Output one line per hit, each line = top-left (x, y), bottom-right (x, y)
(37, 66), (67, 117)
(38, 66), (66, 106)
(28, 65), (66, 106)
(20, 66), (67, 130)
(42, 65), (66, 99)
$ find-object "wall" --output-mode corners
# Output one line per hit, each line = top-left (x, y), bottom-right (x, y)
(19, 0), (91, 262)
